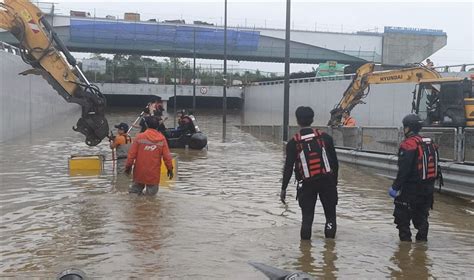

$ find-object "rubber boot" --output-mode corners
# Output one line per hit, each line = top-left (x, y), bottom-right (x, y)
(415, 228), (428, 242)
(397, 226), (412, 242)
(414, 218), (429, 242)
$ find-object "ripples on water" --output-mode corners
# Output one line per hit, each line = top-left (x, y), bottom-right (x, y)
(1, 108), (473, 279)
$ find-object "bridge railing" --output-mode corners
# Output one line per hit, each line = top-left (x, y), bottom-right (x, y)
(434, 63), (474, 73)
(251, 63), (474, 86)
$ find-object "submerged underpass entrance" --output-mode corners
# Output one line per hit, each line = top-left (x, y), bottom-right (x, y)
(1, 108), (473, 278)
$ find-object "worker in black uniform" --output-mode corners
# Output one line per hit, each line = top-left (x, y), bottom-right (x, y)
(389, 114), (440, 242)
(281, 106), (339, 240)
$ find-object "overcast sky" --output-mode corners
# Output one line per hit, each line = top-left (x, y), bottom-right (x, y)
(48, 0), (473, 72)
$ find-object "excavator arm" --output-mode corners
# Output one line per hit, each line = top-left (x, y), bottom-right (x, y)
(328, 63), (442, 126)
(0, 0), (108, 146)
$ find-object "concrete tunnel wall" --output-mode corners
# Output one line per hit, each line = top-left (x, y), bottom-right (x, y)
(243, 78), (419, 127)
(0, 51), (80, 142)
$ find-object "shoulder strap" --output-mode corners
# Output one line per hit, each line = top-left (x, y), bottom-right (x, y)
(293, 132), (301, 142)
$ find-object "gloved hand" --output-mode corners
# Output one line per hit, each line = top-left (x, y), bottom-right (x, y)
(167, 169), (174, 180)
(280, 189), (287, 204)
(124, 166), (132, 176)
(388, 186), (400, 198)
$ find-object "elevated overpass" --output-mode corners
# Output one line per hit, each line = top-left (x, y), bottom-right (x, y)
(0, 14), (447, 66)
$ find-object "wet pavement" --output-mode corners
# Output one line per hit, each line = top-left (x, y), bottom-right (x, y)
(1, 108), (473, 279)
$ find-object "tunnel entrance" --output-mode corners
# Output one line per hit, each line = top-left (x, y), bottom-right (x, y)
(167, 96), (242, 111)
(104, 94), (159, 107)
(104, 95), (242, 110)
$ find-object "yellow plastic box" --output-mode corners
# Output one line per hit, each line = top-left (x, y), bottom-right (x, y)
(69, 155), (105, 176)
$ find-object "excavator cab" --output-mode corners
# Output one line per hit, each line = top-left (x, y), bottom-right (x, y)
(414, 78), (473, 127)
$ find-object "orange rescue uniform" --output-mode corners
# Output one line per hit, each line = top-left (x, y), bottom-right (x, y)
(343, 116), (356, 127)
(110, 134), (131, 149)
(126, 129), (173, 185)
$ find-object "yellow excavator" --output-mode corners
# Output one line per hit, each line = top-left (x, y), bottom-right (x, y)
(0, 0), (108, 146)
(328, 63), (474, 127)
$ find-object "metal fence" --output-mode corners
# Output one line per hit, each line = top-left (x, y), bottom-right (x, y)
(240, 124), (472, 163)
(464, 128), (474, 163)
(361, 127), (401, 154)
(420, 127), (458, 161)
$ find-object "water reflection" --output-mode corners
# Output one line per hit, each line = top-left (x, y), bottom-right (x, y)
(296, 240), (316, 274)
(125, 197), (164, 276)
(321, 240), (337, 279)
(295, 239), (338, 279)
(390, 242), (431, 279)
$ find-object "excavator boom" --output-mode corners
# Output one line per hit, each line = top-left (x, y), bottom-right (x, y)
(0, 0), (108, 146)
(328, 63), (441, 126)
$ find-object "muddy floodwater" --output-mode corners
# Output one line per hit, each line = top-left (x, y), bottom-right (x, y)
(1, 108), (473, 279)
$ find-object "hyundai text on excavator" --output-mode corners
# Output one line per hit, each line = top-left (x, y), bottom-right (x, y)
(328, 63), (474, 128)
(0, 0), (108, 145)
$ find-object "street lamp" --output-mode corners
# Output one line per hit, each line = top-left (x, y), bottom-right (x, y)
(193, 27), (197, 111)
(283, 0), (291, 141)
(222, 0), (228, 141)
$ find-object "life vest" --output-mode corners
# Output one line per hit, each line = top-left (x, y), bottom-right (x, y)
(115, 134), (132, 159)
(294, 129), (331, 182)
(413, 136), (439, 181)
(188, 115), (200, 132)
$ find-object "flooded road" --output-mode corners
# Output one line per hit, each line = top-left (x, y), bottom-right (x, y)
(1, 108), (473, 279)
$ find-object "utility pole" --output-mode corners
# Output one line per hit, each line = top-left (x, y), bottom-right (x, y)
(193, 27), (197, 111)
(283, 0), (291, 141)
(222, 0), (228, 141)
(174, 55), (177, 127)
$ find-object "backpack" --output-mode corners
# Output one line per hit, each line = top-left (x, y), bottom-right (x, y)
(294, 129), (331, 182)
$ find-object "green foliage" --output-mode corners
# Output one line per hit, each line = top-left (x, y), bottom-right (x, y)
(82, 54), (273, 85)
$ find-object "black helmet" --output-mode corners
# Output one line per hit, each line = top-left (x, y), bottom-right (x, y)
(144, 116), (159, 129)
(402, 114), (423, 133)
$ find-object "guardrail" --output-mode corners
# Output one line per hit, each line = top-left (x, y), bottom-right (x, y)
(239, 124), (474, 197)
(240, 124), (473, 163)
(465, 128), (474, 163)
(336, 149), (474, 197)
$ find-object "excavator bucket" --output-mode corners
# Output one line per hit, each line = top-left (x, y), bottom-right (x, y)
(74, 114), (109, 146)
(328, 108), (344, 126)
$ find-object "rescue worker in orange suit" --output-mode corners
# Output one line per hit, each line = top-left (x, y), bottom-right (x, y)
(125, 116), (174, 196)
(110, 123), (132, 173)
(389, 114), (440, 242)
(281, 106), (339, 240)
(341, 110), (356, 127)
